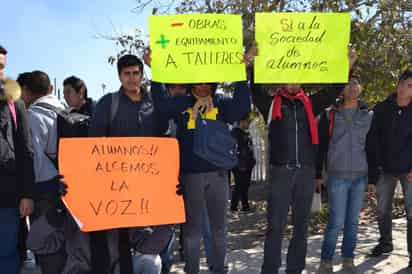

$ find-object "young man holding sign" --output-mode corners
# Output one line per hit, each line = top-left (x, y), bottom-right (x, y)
(82, 55), (176, 274)
(151, 81), (251, 274)
(150, 68), (251, 274)
(252, 47), (357, 274)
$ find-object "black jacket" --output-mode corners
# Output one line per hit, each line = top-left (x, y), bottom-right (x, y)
(89, 88), (163, 137)
(0, 99), (35, 208)
(232, 128), (255, 171)
(87, 87), (169, 274)
(252, 83), (343, 167)
(366, 95), (412, 184)
(78, 98), (96, 117)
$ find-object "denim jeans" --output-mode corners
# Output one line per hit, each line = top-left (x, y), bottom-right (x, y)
(160, 230), (175, 273)
(0, 208), (20, 274)
(321, 176), (367, 261)
(202, 206), (214, 268)
(114, 252), (161, 274)
(182, 171), (229, 274)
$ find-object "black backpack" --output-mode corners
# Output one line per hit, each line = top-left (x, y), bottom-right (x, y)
(35, 103), (91, 168)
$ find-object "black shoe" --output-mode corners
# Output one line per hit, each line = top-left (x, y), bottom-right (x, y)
(370, 243), (394, 257)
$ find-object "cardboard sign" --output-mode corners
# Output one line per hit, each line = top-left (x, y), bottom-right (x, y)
(149, 14), (246, 83)
(58, 137), (185, 232)
(254, 12), (351, 83)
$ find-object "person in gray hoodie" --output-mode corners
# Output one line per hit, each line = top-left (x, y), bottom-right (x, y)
(316, 77), (372, 274)
(20, 70), (67, 274)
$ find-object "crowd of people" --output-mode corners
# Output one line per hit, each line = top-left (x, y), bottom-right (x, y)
(1, 42), (412, 274)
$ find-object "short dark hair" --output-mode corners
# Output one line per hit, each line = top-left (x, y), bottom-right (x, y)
(190, 83), (218, 95)
(117, 54), (143, 75)
(399, 69), (412, 83)
(27, 70), (51, 96)
(63, 75), (88, 98)
(16, 72), (32, 88)
(0, 45), (7, 55)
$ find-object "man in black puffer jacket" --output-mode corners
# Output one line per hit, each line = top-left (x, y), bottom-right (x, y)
(0, 45), (35, 274)
(253, 48), (358, 274)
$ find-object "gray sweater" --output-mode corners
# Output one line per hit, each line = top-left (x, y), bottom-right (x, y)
(317, 102), (373, 180)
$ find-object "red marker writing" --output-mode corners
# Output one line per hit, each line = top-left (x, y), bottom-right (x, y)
(171, 22), (184, 27)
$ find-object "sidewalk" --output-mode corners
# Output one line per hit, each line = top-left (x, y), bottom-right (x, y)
(22, 218), (410, 274)
(168, 218), (410, 274)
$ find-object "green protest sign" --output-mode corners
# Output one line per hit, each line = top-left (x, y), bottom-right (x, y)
(255, 12), (351, 83)
(149, 14), (246, 83)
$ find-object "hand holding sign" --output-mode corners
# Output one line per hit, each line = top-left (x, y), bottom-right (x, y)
(59, 137), (185, 232)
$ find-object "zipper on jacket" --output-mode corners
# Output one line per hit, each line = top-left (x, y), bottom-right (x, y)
(294, 104), (300, 167)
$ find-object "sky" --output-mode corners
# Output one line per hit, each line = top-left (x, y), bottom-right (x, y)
(1, 0), (152, 100)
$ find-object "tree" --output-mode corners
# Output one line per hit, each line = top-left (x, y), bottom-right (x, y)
(107, 0), (411, 106)
(135, 0), (411, 104)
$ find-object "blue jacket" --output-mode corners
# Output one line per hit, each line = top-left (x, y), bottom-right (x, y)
(151, 81), (251, 174)
(89, 88), (167, 137)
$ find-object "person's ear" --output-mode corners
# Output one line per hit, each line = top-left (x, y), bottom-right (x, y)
(80, 87), (86, 99)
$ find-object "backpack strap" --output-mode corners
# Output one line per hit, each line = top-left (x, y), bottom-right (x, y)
(107, 92), (119, 135)
(327, 108), (335, 137)
(110, 92), (119, 126)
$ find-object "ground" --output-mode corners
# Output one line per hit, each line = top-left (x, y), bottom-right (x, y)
(23, 183), (411, 274)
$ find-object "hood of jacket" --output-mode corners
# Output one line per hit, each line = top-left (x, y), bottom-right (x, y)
(29, 94), (65, 119)
(0, 78), (21, 102)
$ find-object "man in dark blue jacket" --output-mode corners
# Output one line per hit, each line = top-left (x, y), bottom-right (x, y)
(59, 54), (175, 274)
(151, 79), (251, 274)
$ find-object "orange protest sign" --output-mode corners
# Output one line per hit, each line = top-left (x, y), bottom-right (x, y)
(58, 137), (185, 232)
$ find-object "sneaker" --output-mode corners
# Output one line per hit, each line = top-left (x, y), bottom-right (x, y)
(369, 243), (393, 257)
(22, 250), (36, 270)
(318, 261), (333, 274)
(342, 258), (358, 274)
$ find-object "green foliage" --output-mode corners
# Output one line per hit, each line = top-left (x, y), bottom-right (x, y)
(171, 0), (412, 107)
(109, 0), (411, 106)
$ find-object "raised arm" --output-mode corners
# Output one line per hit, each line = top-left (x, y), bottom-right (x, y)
(310, 48), (358, 116)
(215, 81), (251, 123)
(151, 81), (194, 120)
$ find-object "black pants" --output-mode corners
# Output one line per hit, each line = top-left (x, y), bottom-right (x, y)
(261, 166), (315, 274)
(231, 169), (252, 210)
(37, 248), (67, 274)
(18, 218), (28, 262)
